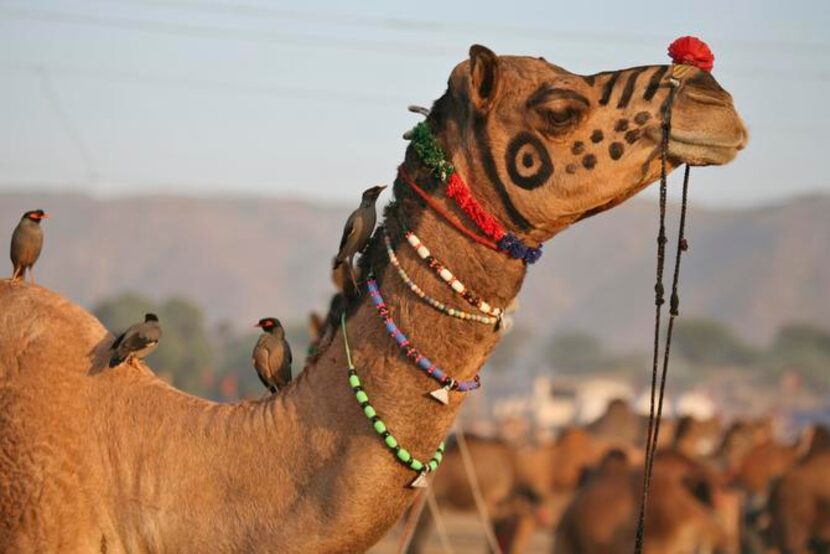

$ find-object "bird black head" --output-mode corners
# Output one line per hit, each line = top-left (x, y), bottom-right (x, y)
(255, 317), (282, 333)
(22, 209), (48, 223)
(361, 185), (387, 203)
(144, 313), (159, 322)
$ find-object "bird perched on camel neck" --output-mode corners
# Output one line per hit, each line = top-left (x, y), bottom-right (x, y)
(109, 313), (162, 368)
(252, 317), (293, 393)
(333, 185), (386, 290)
(9, 209), (48, 283)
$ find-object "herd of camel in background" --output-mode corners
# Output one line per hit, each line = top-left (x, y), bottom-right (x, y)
(389, 398), (830, 553)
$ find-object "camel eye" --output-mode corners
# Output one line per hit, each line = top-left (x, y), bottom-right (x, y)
(545, 108), (577, 127)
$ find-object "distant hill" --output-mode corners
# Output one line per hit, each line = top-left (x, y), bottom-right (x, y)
(2, 191), (828, 349)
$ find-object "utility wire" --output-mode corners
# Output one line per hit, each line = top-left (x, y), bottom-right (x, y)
(36, 66), (99, 185)
(1, 6), (827, 82)
(100, 0), (830, 54)
(0, 6), (454, 57)
(1, 62), (411, 105)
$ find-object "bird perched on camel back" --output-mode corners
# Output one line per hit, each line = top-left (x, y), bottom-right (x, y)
(109, 313), (162, 368)
(252, 317), (292, 393)
(9, 209), (48, 283)
(333, 185), (386, 289)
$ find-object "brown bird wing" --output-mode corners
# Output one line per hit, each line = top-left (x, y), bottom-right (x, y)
(117, 324), (159, 355)
(10, 221), (43, 267)
(252, 335), (275, 388)
(337, 210), (359, 253)
(277, 339), (293, 388)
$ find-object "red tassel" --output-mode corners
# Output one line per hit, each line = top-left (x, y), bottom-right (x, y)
(668, 36), (714, 72)
(446, 173), (506, 241)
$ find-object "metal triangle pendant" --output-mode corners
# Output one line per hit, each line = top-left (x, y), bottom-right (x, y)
(429, 387), (450, 405)
(409, 471), (429, 489)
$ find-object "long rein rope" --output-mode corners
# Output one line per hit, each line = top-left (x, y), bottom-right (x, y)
(633, 76), (693, 553)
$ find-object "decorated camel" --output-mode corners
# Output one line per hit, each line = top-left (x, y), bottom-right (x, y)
(0, 41), (745, 552)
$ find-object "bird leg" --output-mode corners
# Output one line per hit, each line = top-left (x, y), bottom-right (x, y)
(28, 268), (35, 285)
(9, 266), (22, 283)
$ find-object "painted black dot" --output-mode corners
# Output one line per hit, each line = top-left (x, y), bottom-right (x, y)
(566, 163), (578, 174)
(614, 119), (629, 132)
(609, 142), (624, 160)
(582, 154), (597, 170)
(590, 130), (604, 143)
(571, 141), (585, 155)
(634, 111), (651, 125)
(625, 129), (641, 144)
(522, 152), (534, 168)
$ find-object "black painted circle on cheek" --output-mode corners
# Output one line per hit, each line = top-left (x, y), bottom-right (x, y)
(505, 132), (554, 190)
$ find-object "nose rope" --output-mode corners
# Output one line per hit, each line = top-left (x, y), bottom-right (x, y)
(633, 70), (694, 554)
(632, 34), (715, 552)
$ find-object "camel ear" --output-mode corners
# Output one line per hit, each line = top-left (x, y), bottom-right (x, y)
(469, 44), (501, 112)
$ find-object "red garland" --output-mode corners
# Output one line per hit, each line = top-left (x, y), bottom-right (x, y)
(445, 173), (506, 242)
(397, 166), (501, 251)
(668, 36), (714, 72)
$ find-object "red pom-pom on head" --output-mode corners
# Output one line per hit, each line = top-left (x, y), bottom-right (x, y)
(668, 36), (714, 72)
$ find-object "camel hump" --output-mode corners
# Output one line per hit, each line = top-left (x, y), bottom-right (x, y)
(0, 281), (109, 381)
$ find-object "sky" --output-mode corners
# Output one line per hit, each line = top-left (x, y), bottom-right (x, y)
(0, 0), (828, 208)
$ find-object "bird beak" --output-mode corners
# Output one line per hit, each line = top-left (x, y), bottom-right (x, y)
(41, 213), (49, 219)
(253, 322), (261, 328)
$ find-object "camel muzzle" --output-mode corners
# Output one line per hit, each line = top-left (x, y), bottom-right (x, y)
(664, 69), (749, 166)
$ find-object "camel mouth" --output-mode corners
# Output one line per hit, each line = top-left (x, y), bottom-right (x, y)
(668, 131), (747, 166)
(644, 122), (748, 167)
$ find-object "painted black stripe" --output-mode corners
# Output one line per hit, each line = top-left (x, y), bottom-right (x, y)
(473, 115), (534, 232)
(617, 67), (649, 109)
(599, 71), (622, 106)
(644, 66), (669, 101)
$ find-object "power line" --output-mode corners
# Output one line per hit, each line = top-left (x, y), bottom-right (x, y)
(103, 0), (830, 54)
(1, 62), (413, 105)
(36, 66), (99, 185)
(0, 5), (455, 57)
(1, 5), (827, 84)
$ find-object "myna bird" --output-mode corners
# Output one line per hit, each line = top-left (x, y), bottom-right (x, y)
(252, 317), (292, 394)
(109, 313), (162, 368)
(333, 185), (386, 289)
(9, 209), (48, 283)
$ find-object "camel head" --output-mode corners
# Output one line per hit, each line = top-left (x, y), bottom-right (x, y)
(430, 44), (747, 240)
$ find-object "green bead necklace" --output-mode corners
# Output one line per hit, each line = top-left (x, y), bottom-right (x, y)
(341, 312), (445, 488)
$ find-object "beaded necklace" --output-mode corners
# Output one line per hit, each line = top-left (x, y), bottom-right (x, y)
(407, 121), (543, 264)
(341, 312), (445, 488)
(382, 226), (499, 327)
(366, 278), (481, 404)
(403, 229), (503, 320)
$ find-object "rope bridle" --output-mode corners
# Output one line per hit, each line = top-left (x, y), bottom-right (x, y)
(633, 73), (693, 554)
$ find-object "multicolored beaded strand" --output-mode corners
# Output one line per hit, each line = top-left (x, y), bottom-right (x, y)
(382, 226), (499, 326)
(403, 229), (503, 320)
(406, 121), (543, 264)
(341, 312), (445, 488)
(366, 278), (481, 404)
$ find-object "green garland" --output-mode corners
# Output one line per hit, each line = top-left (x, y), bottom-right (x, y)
(409, 121), (454, 182)
(341, 312), (445, 486)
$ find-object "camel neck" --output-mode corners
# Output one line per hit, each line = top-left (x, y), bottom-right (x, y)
(246, 131), (531, 550)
